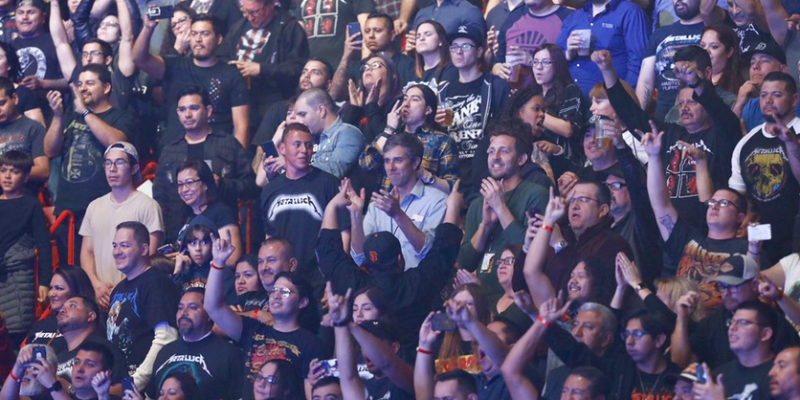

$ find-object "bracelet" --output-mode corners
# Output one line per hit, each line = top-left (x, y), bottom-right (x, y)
(333, 319), (349, 328)
(542, 224), (553, 232)
(81, 108), (92, 118)
(210, 262), (224, 271)
(9, 370), (20, 383)
(253, 309), (259, 317)
(417, 347), (433, 355)
(537, 315), (551, 327)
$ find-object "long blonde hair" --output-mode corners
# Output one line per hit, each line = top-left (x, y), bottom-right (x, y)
(655, 277), (708, 322)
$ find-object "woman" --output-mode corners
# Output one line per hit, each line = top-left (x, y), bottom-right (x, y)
(436, 283), (491, 374)
(176, 160), (242, 267)
(342, 54), (402, 143)
(529, 44), (589, 177)
(160, 3), (197, 57)
(253, 359), (305, 400)
(157, 372), (202, 400)
(234, 255), (262, 297)
(700, 24), (744, 94)
(489, 245), (534, 332)
(0, 43), (44, 126)
(588, 80), (648, 165)
(499, 87), (557, 184)
(412, 20), (458, 86)
(351, 287), (389, 325)
(25, 265), (95, 354)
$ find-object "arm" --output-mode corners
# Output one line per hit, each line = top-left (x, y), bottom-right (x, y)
(219, 224), (242, 267)
(350, 324), (415, 393)
(29, 156), (49, 182)
(132, 19), (166, 81)
(84, 112), (128, 146)
(501, 307), (544, 400)
(315, 128), (365, 179)
(259, 23), (309, 82)
(115, 0), (136, 77)
(130, 323), (178, 391)
(635, 56), (657, 111)
(771, 121), (800, 184)
(148, 233), (162, 255)
(414, 313), (441, 400)
(523, 188), (563, 307)
(334, 324), (367, 400)
(642, 125), (678, 242)
(90, 0), (114, 20)
(25, 109), (45, 127)
(329, 29), (362, 102)
(347, 188), (367, 260)
(542, 115), (575, 139)
(760, 0), (789, 45)
(700, 0), (726, 26)
(670, 292), (700, 368)
(71, 0), (96, 49)
(397, 0), (416, 34)
(691, 145), (714, 202)
(43, 99), (65, 158)
(203, 231), (243, 342)
(452, 301), (510, 370)
(594, 50), (653, 134)
(50, 0), (78, 80)
(232, 105), (250, 148)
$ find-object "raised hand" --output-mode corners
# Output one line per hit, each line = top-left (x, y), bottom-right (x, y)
(47, 90), (64, 117)
(419, 312), (443, 349)
(386, 98), (403, 130)
(91, 370), (112, 396)
(70, 83), (89, 114)
(673, 61), (701, 86)
(373, 188), (402, 218)
(348, 79), (364, 108)
(590, 50), (613, 71)
(480, 177), (506, 213)
(677, 141), (706, 164)
(211, 229), (236, 267)
(486, 26), (499, 56)
(453, 269), (479, 287)
(405, 30), (416, 53)
(173, 249), (191, 275)
(365, 78), (383, 105)
(445, 299), (474, 326)
(557, 172), (579, 198)
(538, 291), (572, 325)
(692, 366), (726, 400)
(675, 291), (699, 320)
(616, 252), (642, 287)
(346, 185), (365, 214)
(307, 359), (327, 387)
(325, 281), (351, 325)
(768, 114), (798, 146)
(638, 120), (664, 157)
(330, 178), (353, 209)
(511, 290), (537, 318)
(757, 275), (784, 301)
(543, 186), (566, 226)
(343, 26), (363, 59)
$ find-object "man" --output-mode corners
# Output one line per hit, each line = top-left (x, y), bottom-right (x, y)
(423, 369), (479, 400)
(44, 64), (134, 269)
(80, 142), (164, 309)
(256, 237), (298, 294)
(1, 345), (64, 399)
(205, 234), (324, 400)
(727, 0), (790, 54)
(730, 71), (800, 265)
(0, 77), (48, 181)
(298, 0), (374, 68)
(133, 14), (249, 147)
(664, 46), (739, 124)
(350, 134), (446, 269)
(254, 57), (334, 145)
(330, 12), (415, 101)
(259, 123), (350, 297)
(457, 124), (548, 295)
(153, 85), (258, 245)
(438, 25), (509, 196)
(411, 0), (484, 37)
(13, 0), (66, 96)
(147, 289), (243, 400)
(555, 0), (649, 96)
(0, 0), (16, 44)
(106, 222), (179, 390)
(492, 0), (571, 74)
(67, 342), (118, 400)
(767, 347), (800, 400)
(734, 44), (800, 132)
(219, 0), (309, 126)
(292, 88), (365, 179)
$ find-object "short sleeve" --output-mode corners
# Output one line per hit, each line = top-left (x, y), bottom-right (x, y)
(780, 253), (800, 285)
(663, 217), (697, 261)
(227, 67), (249, 108)
(30, 122), (46, 159)
(79, 200), (96, 237)
(143, 274), (180, 328)
(141, 197), (165, 235)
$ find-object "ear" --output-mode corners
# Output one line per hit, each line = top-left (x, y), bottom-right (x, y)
(88, 311), (97, 323)
(205, 104), (214, 120)
(654, 333), (667, 349)
(299, 296), (310, 310)
(598, 204), (610, 219)
(140, 242), (150, 257)
(425, 105), (432, 117)
(391, 341), (401, 355)
(278, 141), (287, 157)
(325, 79), (333, 92)
(477, 46), (485, 59)
(130, 163), (140, 177)
(215, 34), (223, 46)
(761, 327), (774, 343)
(601, 331), (614, 349)
(11, 92), (18, 105)
(516, 152), (528, 167)
(103, 82), (112, 96)
(289, 258), (298, 272)
(413, 157), (422, 171)
(736, 211), (746, 225)
(104, 55), (113, 66)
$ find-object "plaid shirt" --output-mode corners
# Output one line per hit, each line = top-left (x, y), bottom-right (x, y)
(360, 126), (460, 192)
(374, 0), (402, 19)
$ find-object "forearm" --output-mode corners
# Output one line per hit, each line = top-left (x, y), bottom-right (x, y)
(761, 0), (789, 45)
(133, 26), (165, 80)
(80, 246), (102, 286)
(115, 0), (136, 77)
(85, 115), (127, 147)
(131, 324), (178, 390)
(44, 116), (65, 158)
(29, 159), (49, 182)
(351, 325), (414, 391)
(611, 286), (626, 309)
(464, 319), (509, 367)
(394, 212), (427, 252)
(90, 0), (114, 19)
(413, 352), (435, 400)
(469, 222), (493, 252)
(636, 72), (654, 110)
(335, 326), (367, 400)
(349, 210), (365, 256)
(647, 153), (676, 241)
(784, 141), (800, 184)
(501, 319), (546, 399)
(399, 0), (416, 26)
(694, 160), (714, 202)
(0, 373), (20, 400)
(542, 114), (574, 139)
(524, 228), (556, 306)
(776, 295), (800, 327)
(42, 79), (69, 90)
(330, 61), (351, 102)
(670, 317), (693, 368)
(233, 107), (250, 148)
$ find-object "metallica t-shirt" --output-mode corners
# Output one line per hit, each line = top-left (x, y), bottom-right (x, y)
(443, 76), (484, 194)
(55, 335), (127, 384)
(644, 21), (703, 119)
(26, 315), (66, 355)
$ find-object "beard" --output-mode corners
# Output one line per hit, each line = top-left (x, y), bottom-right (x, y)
(19, 379), (45, 397)
(762, 109), (790, 123)
(674, 0), (701, 19)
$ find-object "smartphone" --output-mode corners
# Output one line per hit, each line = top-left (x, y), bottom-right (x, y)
(157, 243), (178, 255)
(528, 207), (541, 218)
(261, 142), (280, 159)
(695, 364), (707, 384)
(33, 346), (46, 359)
(123, 377), (134, 393)
(320, 359), (339, 377)
(348, 22), (362, 49)
(147, 5), (174, 20)
(431, 313), (458, 332)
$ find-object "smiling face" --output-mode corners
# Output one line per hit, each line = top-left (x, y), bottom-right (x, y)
(383, 145), (419, 189)
(48, 274), (72, 312)
(589, 95), (615, 119)
(176, 168), (208, 209)
(112, 228), (147, 275)
(487, 134), (524, 180)
(77, 70), (110, 108)
(567, 262), (593, 302)
(15, 5), (44, 38)
(235, 261), (260, 295)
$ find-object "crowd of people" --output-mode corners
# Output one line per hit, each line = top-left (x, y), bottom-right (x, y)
(0, 0), (797, 398)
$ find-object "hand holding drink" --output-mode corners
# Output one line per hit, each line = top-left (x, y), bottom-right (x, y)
(442, 100), (454, 127)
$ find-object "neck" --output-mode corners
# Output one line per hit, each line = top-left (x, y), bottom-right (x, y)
(592, 0), (611, 14)
(458, 328), (475, 342)
(191, 201), (207, 215)
(193, 56), (218, 68)
(182, 329), (212, 343)
(396, 178), (417, 199)
(110, 185), (136, 204)
(405, 120), (424, 133)
(374, 48), (395, 59)
(508, 0), (524, 8)
(125, 263), (148, 281)
(285, 165), (312, 180)
(685, 120), (712, 134)
(0, 189), (23, 199)
(19, 30), (42, 39)
(637, 354), (668, 374)
(75, 387), (97, 400)
(611, 208), (629, 224)
(680, 15), (703, 25)
(322, 115), (337, 132)
(422, 52), (442, 70)
(91, 100), (112, 114)
(737, 348), (774, 368)
(528, 3), (558, 15)
(590, 156), (617, 171)
(502, 174), (522, 192)
(459, 67), (481, 83)
(706, 226), (737, 240)
(541, 82), (552, 93)
(185, 127), (212, 143)
(63, 327), (95, 351)
(272, 316), (300, 332)
(767, 114), (797, 131)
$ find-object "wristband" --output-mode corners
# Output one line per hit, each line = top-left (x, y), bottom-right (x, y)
(537, 315), (551, 327)
(542, 224), (553, 232)
(210, 262), (224, 271)
(9, 371), (20, 383)
(333, 319), (349, 328)
(253, 309), (259, 317)
(417, 347), (433, 355)
(81, 108), (92, 118)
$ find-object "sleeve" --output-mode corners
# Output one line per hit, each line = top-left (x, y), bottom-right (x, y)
(728, 133), (749, 192)
(359, 140), (385, 172)
(254, 102), (287, 144)
(110, 111), (136, 141)
(259, 21), (310, 83)
(30, 123), (46, 159)
(543, 323), (603, 369)
(457, 199), (483, 272)
(643, 293), (676, 325)
(317, 228), (360, 294)
(436, 136), (460, 186)
(225, 345), (245, 400)
(465, 5), (486, 36)
(495, 10), (519, 63)
(695, 81), (741, 145)
(557, 85), (588, 141)
(663, 217), (695, 265)
(780, 253), (800, 282)
(416, 195), (447, 257)
(32, 200), (52, 286)
(415, 223), (464, 292)
(622, 5), (650, 87)
(78, 201), (94, 237)
(143, 277), (180, 329)
(142, 199), (164, 235)
(555, 15), (573, 52)
(360, 102), (389, 143)
(131, 324), (179, 391)
(218, 140), (260, 201)
(607, 77), (660, 136)
(71, 0), (95, 50)
(318, 128), (366, 179)
(228, 68), (250, 108)
(350, 204), (378, 264)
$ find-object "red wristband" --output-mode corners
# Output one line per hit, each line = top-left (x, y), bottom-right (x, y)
(542, 224), (553, 232)
(210, 262), (224, 271)
(776, 290), (784, 302)
(9, 370), (20, 383)
(254, 309), (259, 317)
(537, 315), (551, 327)
(417, 347), (433, 355)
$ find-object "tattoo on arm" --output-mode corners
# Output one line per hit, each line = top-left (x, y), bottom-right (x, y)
(658, 214), (676, 236)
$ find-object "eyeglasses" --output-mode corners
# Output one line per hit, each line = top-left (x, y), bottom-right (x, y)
(620, 330), (650, 341)
(171, 16), (189, 29)
(604, 182), (627, 191)
(531, 59), (553, 68)
(494, 257), (515, 267)
(176, 179), (202, 190)
(270, 287), (294, 298)
(81, 50), (103, 59)
(716, 281), (747, 293)
(253, 374), (278, 385)
(449, 43), (477, 53)
(241, 6), (266, 17)
(360, 62), (385, 72)
(706, 198), (740, 211)
(98, 21), (119, 29)
(726, 318), (760, 328)
(103, 159), (129, 169)
(568, 196), (601, 205)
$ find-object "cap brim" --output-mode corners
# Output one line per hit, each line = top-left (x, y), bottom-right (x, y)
(710, 276), (748, 286)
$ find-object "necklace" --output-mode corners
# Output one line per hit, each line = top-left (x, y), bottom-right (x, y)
(636, 367), (667, 399)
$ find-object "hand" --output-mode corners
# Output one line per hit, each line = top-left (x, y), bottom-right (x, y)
(486, 26), (499, 56)
(677, 141), (707, 165)
(600, 120), (625, 149)
(445, 299), (474, 325)
(673, 61), (701, 87)
(538, 291), (572, 325)
(30, 358), (57, 388)
(174, 249), (191, 275)
(365, 78), (382, 105)
(788, 14), (800, 31)
(566, 31), (586, 54)
(307, 359), (327, 387)
(692, 367), (725, 400)
(46, 90), (63, 117)
(511, 290), (537, 318)
(263, 156), (286, 181)
(757, 275), (784, 301)
(229, 61), (261, 78)
(637, 120), (664, 157)
(768, 114), (798, 146)
(38, 285), (48, 303)
(386, 98), (403, 130)
(675, 291), (699, 320)
(394, 18), (408, 35)
(543, 186), (566, 226)
(373, 188), (402, 218)
(211, 229), (236, 266)
(12, 348), (32, 378)
(534, 141), (562, 155)
(418, 312), (443, 349)
(330, 178), (353, 209)
(21, 76), (42, 90)
(453, 269), (479, 287)
(325, 281), (351, 325)
(491, 62), (511, 80)
(174, 30), (191, 55)
(590, 50), (613, 71)
(737, 80), (758, 100)
(480, 177), (506, 213)
(523, 213), (543, 252)
(434, 106), (447, 125)
(557, 172), (579, 198)
(445, 180), (465, 212)
(480, 194), (499, 228)
(347, 79), (364, 108)
(91, 370), (112, 396)
(144, 7), (158, 29)
(123, 383), (144, 400)
(506, 46), (532, 67)
(343, 27), (363, 58)
(346, 185), (366, 214)
(404, 30), (416, 53)
(616, 252), (642, 287)
(70, 83), (88, 114)
(94, 282), (113, 311)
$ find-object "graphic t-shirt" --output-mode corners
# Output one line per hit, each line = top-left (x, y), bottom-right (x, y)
(55, 335), (127, 384)
(106, 268), (180, 376)
(299, 0), (375, 67)
(235, 22), (270, 62)
(497, 6), (573, 63)
(732, 21), (779, 55)
(645, 21), (703, 119)
(443, 76), (484, 188)
(13, 32), (61, 81)
(629, 364), (681, 400)
(236, 290), (269, 312)
(715, 359), (773, 400)
(25, 315), (66, 355)
(0, 116), (45, 158)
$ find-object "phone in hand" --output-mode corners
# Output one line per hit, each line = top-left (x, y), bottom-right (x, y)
(261, 142), (280, 159)
(123, 377), (134, 393)
(348, 22), (362, 49)
(147, 5), (174, 20)
(157, 243), (178, 255)
(320, 359), (339, 377)
(431, 313), (458, 332)
(528, 207), (541, 219)
(33, 346), (46, 359)
(695, 364), (706, 384)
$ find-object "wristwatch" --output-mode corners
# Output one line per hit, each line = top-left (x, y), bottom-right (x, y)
(421, 173), (435, 185)
(81, 108), (93, 118)
(553, 240), (567, 253)
(634, 282), (646, 292)
(47, 381), (63, 393)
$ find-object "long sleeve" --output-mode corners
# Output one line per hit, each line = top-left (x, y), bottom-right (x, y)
(544, 323), (603, 369)
(696, 81), (742, 144)
(71, 0), (96, 51)
(131, 323), (178, 391)
(607, 78), (660, 136)
(412, 223), (463, 294)
(457, 199), (483, 272)
(317, 228), (361, 294)
(218, 138), (260, 202)
(360, 102), (391, 144)
(621, 6), (650, 88)
(259, 19), (309, 83)
(313, 125), (366, 179)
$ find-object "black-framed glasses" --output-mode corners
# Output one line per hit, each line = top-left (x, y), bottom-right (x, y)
(568, 196), (601, 205)
(103, 159), (129, 169)
(716, 281), (746, 293)
(242, 6), (266, 17)
(176, 179), (202, 190)
(604, 182), (627, 191)
(253, 374), (278, 385)
(494, 257), (515, 267)
(81, 50), (103, 59)
(360, 62), (385, 72)
(449, 43), (476, 53)
(270, 287), (294, 298)
(171, 16), (189, 29)
(706, 198), (740, 211)
(620, 330), (650, 341)
(532, 59), (553, 68)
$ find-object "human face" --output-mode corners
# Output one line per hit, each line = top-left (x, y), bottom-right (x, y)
(623, 318), (659, 364)
(104, 149), (135, 188)
(532, 48), (555, 86)
(728, 309), (766, 353)
(589, 96), (615, 119)
(72, 350), (104, 391)
(235, 262), (260, 295)
(292, 98), (323, 134)
(257, 243), (294, 290)
(361, 57), (387, 91)
(568, 184), (607, 236)
(401, 87), (431, 127)
(352, 293), (380, 324)
(81, 42), (109, 66)
(769, 348), (800, 399)
(700, 30), (732, 75)
(567, 262), (593, 302)
(299, 60), (330, 90)
(363, 17), (393, 53)
(0, 163), (25, 194)
(190, 21), (220, 61)
(15, 6), (43, 37)
(171, 11), (191, 36)
(0, 88), (18, 124)
(112, 227), (146, 274)
(186, 232), (211, 265)
(727, 0), (755, 27)
(496, 249), (514, 288)
(253, 362), (282, 400)
(158, 377), (186, 400)
(705, 190), (744, 232)
(269, 277), (305, 318)
(453, 290), (477, 321)
(561, 375), (595, 400)
(674, 0), (701, 20)
(177, 291), (211, 338)
(571, 309), (609, 354)
(718, 280), (757, 311)
(517, 95), (546, 136)
(312, 383), (343, 400)
(677, 88), (710, 132)
(97, 15), (120, 44)
(450, 38), (480, 69)
(176, 168), (207, 209)
(487, 134), (523, 180)
(0, 47), (9, 78)
(241, 0), (276, 28)
(415, 23), (440, 54)
(77, 71), (109, 108)
(605, 175), (630, 217)
(674, 380), (693, 400)
(56, 297), (93, 333)
(278, 129), (314, 171)
(177, 94), (211, 132)
(384, 145), (418, 189)
(67, 0), (80, 12)
(19, 365), (45, 397)
(434, 379), (471, 400)
(760, 80), (798, 123)
(48, 274), (71, 312)
(750, 53), (784, 84)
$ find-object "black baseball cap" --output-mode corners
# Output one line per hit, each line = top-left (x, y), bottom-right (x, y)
(362, 232), (401, 269)
(447, 24), (484, 48)
(744, 40), (787, 65)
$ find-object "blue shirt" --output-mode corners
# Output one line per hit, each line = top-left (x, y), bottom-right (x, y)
(556, 0), (650, 96)
(351, 179), (447, 269)
(486, 0), (522, 31)
(312, 117), (366, 179)
(412, 0), (485, 36)
(742, 98), (800, 132)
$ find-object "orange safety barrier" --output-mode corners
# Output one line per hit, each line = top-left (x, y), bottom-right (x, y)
(238, 200), (253, 255)
(49, 210), (76, 265)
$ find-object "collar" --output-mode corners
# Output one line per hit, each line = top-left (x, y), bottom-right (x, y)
(321, 117), (343, 138)
(582, 0), (621, 13)
(567, 215), (614, 243)
(408, 179), (425, 199)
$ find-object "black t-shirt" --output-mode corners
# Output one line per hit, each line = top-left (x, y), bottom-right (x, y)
(55, 334), (127, 384)
(714, 359), (773, 400)
(187, 142), (204, 161)
(15, 86), (40, 114)
(0, 115), (45, 158)
(26, 315), (66, 355)
(731, 20), (779, 55)
(347, 52), (416, 90)
(162, 58), (248, 145)
(402, 62), (460, 93)
(443, 75), (484, 191)
(147, 334), (244, 400)
(106, 268), (180, 376)
(238, 319), (324, 400)
(14, 32), (62, 81)
(298, 0), (375, 67)
(644, 21), (703, 120)
(236, 290), (269, 312)
(630, 364), (681, 400)
(54, 107), (135, 215)
(365, 375), (414, 400)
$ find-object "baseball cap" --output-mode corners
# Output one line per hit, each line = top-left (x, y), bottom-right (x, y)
(17, 0), (47, 12)
(104, 142), (139, 165)
(744, 40), (787, 65)
(679, 363), (699, 382)
(710, 254), (759, 286)
(362, 232), (401, 269)
(447, 25), (484, 48)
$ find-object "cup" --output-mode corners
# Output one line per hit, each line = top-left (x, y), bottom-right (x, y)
(594, 117), (609, 149)
(574, 29), (592, 56)
(442, 100), (454, 127)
